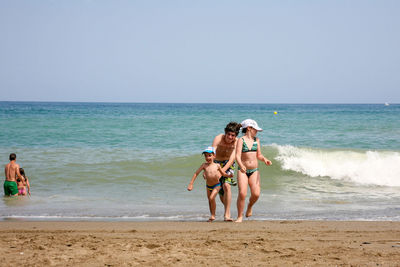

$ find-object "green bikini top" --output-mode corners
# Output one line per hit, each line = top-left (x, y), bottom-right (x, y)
(242, 137), (258, 152)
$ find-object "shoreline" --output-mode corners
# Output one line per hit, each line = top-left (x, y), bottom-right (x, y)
(2, 217), (400, 222)
(1, 220), (399, 266)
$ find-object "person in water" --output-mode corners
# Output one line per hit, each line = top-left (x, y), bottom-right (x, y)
(188, 147), (226, 222)
(4, 153), (24, 197)
(235, 119), (272, 223)
(17, 168), (30, 196)
(211, 121), (241, 221)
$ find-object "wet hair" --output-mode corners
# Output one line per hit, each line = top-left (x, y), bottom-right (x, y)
(19, 168), (26, 182)
(224, 122), (241, 136)
(9, 153), (16, 161)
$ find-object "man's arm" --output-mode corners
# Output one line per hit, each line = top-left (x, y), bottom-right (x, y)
(211, 134), (222, 148)
(15, 164), (23, 179)
(217, 166), (226, 176)
(221, 139), (237, 175)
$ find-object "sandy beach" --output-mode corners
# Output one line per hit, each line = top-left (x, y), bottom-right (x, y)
(0, 220), (399, 266)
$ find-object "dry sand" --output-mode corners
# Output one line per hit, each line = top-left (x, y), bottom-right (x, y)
(1, 220), (400, 266)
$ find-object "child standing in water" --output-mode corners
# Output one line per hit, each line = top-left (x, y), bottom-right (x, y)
(235, 119), (272, 223)
(188, 147), (226, 222)
(17, 168), (30, 196)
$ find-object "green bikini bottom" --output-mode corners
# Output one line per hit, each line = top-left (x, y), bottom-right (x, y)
(238, 167), (259, 178)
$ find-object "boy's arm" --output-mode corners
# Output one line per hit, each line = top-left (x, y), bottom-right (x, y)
(188, 164), (204, 191)
(256, 138), (272, 165)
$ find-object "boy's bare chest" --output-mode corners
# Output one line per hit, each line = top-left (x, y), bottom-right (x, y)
(204, 164), (220, 178)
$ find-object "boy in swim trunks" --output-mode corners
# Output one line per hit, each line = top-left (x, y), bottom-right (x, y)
(188, 147), (226, 222)
(211, 121), (241, 221)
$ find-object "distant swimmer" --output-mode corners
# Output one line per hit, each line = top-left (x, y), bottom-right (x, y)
(17, 168), (30, 196)
(4, 153), (24, 197)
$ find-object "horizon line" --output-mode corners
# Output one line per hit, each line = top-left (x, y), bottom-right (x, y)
(0, 100), (398, 105)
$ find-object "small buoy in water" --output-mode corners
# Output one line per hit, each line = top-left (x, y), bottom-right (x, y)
(273, 111), (278, 115)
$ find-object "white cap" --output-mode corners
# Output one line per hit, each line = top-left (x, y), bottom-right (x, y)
(241, 119), (263, 131)
(202, 146), (216, 154)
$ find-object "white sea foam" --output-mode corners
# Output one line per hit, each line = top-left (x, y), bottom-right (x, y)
(274, 144), (400, 187)
(1, 214), (201, 222)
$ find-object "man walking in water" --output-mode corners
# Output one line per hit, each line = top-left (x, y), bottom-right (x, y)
(212, 122), (241, 221)
(4, 153), (23, 196)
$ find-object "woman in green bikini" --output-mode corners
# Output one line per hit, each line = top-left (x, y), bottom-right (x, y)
(235, 119), (272, 223)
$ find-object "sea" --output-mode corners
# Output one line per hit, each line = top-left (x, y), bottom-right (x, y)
(1, 102), (399, 221)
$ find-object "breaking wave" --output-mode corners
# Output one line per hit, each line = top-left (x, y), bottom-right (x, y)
(274, 144), (400, 187)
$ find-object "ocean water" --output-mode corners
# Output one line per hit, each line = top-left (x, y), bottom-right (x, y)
(1, 102), (399, 221)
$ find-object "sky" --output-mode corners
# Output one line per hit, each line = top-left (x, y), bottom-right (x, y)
(1, 0), (399, 103)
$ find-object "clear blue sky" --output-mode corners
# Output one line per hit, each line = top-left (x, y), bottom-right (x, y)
(1, 0), (399, 103)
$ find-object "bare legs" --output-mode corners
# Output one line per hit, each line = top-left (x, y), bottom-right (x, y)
(219, 183), (232, 221)
(235, 171), (260, 223)
(245, 175), (260, 218)
(207, 187), (220, 222)
(235, 172), (247, 223)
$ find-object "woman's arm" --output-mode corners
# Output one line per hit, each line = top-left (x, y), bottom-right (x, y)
(256, 138), (272, 165)
(26, 178), (31, 195)
(236, 138), (246, 172)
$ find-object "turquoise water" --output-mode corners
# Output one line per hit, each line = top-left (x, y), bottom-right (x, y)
(1, 102), (400, 221)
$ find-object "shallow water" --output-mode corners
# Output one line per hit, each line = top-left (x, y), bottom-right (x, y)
(1, 102), (399, 221)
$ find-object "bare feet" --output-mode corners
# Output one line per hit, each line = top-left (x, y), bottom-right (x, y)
(224, 217), (233, 222)
(246, 204), (253, 218)
(235, 217), (243, 223)
(207, 217), (215, 222)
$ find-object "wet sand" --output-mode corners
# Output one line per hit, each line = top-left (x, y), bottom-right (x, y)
(1, 220), (399, 266)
